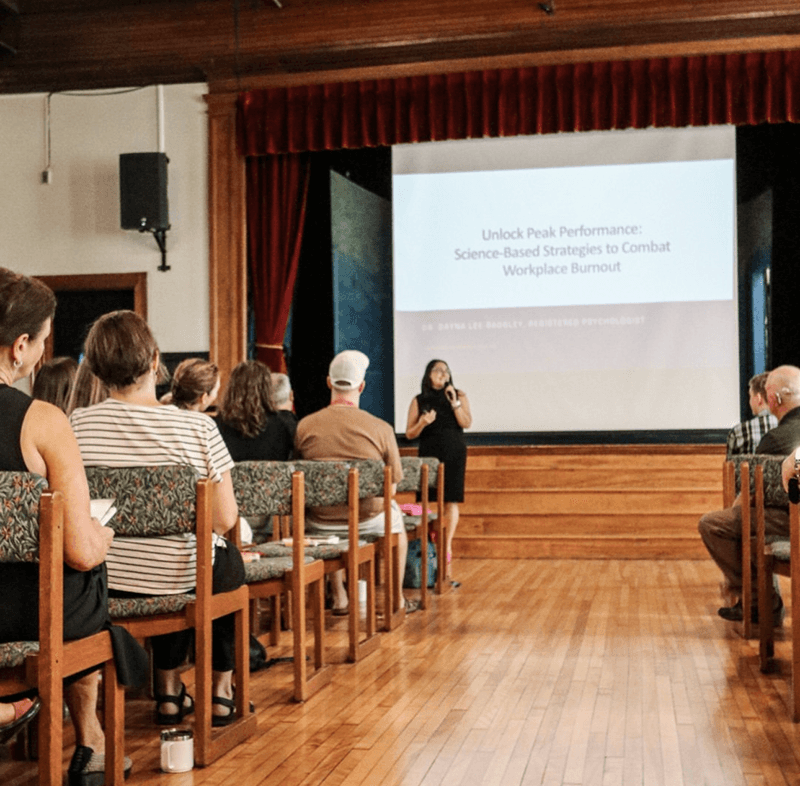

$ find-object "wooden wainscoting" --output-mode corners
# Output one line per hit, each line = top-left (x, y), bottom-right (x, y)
(403, 444), (727, 560)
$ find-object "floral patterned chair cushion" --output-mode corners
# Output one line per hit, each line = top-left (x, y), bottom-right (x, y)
(294, 460), (385, 507)
(108, 593), (196, 619)
(0, 640), (39, 669)
(85, 465), (198, 537)
(244, 555), (300, 582)
(397, 457), (440, 493)
(231, 462), (294, 518)
(0, 472), (48, 563)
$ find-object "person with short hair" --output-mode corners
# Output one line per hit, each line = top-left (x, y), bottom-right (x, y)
(31, 355), (78, 413)
(725, 371), (778, 457)
(700, 364), (800, 625)
(295, 350), (418, 615)
(271, 371), (298, 442)
(70, 310), (244, 727)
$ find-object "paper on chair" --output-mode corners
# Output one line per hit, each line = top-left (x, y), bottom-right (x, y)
(90, 499), (117, 526)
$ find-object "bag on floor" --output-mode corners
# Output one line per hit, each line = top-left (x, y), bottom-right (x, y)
(249, 634), (268, 672)
(403, 538), (437, 589)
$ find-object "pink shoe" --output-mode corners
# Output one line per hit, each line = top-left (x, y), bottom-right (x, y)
(0, 698), (41, 744)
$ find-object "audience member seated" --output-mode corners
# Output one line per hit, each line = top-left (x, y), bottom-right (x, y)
(0, 268), (145, 779)
(271, 371), (298, 442)
(31, 355), (78, 413)
(69, 310), (246, 727)
(726, 371), (779, 458)
(294, 350), (418, 615)
(66, 358), (109, 416)
(699, 365), (800, 625)
(217, 360), (294, 462)
(170, 357), (221, 413)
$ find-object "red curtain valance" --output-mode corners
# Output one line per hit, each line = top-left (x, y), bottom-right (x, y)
(238, 51), (800, 155)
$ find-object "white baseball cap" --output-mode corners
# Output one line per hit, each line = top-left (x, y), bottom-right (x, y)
(328, 350), (369, 391)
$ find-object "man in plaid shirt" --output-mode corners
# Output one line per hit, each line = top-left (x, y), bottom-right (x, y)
(725, 371), (778, 458)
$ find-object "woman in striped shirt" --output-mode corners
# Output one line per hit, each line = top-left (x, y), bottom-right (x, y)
(70, 310), (245, 727)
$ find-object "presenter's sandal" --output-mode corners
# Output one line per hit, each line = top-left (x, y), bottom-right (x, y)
(68, 745), (132, 786)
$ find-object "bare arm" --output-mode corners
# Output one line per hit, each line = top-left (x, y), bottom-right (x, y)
(452, 390), (473, 429)
(405, 397), (436, 440)
(211, 469), (239, 535)
(22, 400), (113, 571)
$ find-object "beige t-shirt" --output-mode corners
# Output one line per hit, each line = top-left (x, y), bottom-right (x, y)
(295, 405), (403, 523)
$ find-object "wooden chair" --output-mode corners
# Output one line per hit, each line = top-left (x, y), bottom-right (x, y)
(0, 472), (125, 786)
(231, 461), (333, 701)
(723, 455), (785, 639)
(395, 457), (440, 612)
(298, 460), (380, 663)
(86, 465), (257, 766)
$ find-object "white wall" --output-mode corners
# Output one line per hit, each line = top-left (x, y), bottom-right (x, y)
(0, 83), (209, 352)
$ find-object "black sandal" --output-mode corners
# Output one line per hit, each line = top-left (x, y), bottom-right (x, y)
(154, 682), (195, 725)
(211, 695), (237, 727)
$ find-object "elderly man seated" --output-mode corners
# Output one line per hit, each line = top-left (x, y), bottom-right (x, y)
(699, 365), (800, 625)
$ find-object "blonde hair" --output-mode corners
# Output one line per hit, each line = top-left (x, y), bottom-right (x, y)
(171, 358), (219, 409)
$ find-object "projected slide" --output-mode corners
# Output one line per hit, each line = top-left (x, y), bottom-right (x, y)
(392, 127), (739, 434)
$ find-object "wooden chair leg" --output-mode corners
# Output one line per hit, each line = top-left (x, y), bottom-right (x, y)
(760, 553), (775, 671)
(104, 659), (125, 786)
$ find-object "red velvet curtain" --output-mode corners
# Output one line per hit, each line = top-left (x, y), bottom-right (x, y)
(238, 51), (800, 155)
(239, 51), (800, 363)
(245, 153), (310, 372)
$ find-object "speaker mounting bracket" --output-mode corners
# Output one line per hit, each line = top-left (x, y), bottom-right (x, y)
(139, 220), (170, 271)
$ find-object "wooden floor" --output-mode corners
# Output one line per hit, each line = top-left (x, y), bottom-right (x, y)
(4, 558), (800, 786)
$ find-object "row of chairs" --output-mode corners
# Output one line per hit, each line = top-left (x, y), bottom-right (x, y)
(723, 455), (800, 720)
(0, 455), (445, 785)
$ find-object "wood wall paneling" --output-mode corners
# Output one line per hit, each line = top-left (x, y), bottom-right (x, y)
(399, 444), (726, 560)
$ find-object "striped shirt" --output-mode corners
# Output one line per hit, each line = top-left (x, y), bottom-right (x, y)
(725, 410), (779, 458)
(70, 399), (235, 594)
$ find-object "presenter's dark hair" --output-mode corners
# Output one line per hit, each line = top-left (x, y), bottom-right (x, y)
(421, 359), (453, 395)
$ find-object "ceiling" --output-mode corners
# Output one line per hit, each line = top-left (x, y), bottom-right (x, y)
(1, 0), (800, 94)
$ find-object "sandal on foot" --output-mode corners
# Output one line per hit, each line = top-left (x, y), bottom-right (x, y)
(211, 696), (237, 727)
(68, 745), (132, 786)
(155, 682), (194, 725)
(0, 698), (41, 745)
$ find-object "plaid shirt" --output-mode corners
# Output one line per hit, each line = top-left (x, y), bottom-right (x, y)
(725, 410), (779, 457)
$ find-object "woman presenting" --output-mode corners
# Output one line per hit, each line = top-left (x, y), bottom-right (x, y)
(405, 359), (472, 582)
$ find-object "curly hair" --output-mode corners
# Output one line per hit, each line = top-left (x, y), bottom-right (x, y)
(0, 267), (56, 346)
(171, 358), (219, 409)
(218, 360), (275, 438)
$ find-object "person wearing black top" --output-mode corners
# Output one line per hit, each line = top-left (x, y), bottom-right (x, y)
(405, 359), (472, 580)
(217, 361), (294, 462)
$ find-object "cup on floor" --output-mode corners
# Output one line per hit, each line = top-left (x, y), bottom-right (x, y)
(160, 728), (194, 773)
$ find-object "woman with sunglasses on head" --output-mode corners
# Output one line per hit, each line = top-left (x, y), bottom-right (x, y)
(405, 359), (472, 584)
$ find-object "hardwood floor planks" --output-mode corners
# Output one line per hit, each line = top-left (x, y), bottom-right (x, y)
(9, 559), (800, 785)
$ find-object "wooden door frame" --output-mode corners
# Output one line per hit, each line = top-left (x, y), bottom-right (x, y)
(36, 272), (147, 361)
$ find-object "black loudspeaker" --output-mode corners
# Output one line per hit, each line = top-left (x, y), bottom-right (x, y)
(119, 153), (169, 231)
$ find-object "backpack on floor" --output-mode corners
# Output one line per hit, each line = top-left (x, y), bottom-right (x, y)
(403, 537), (437, 589)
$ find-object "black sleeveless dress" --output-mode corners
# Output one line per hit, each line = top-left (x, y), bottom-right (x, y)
(0, 384), (146, 688)
(416, 388), (467, 503)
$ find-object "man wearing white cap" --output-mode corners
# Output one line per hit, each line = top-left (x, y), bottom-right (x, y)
(295, 350), (416, 615)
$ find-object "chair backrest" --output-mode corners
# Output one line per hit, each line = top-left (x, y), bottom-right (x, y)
(232, 461), (294, 517)
(0, 472), (49, 563)
(728, 454), (788, 508)
(397, 457), (440, 493)
(294, 459), (385, 506)
(85, 465), (198, 536)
